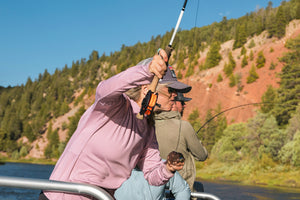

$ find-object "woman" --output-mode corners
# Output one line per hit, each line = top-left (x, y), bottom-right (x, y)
(41, 50), (184, 200)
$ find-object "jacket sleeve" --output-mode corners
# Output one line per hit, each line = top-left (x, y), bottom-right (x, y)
(137, 132), (174, 186)
(182, 120), (208, 161)
(95, 62), (153, 104)
(167, 172), (191, 200)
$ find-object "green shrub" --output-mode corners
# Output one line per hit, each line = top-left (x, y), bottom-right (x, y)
(247, 64), (259, 83)
(248, 39), (256, 48)
(256, 51), (266, 68)
(20, 146), (28, 157)
(217, 74), (223, 82)
(241, 55), (248, 68)
(269, 61), (277, 70)
(249, 50), (254, 61)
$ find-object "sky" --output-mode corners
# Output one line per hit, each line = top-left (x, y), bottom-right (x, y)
(0, 0), (284, 87)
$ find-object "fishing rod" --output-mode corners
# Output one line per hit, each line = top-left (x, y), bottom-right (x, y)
(195, 102), (275, 134)
(137, 0), (189, 119)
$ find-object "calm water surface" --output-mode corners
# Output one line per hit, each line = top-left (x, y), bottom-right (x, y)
(0, 162), (53, 200)
(0, 162), (299, 200)
(199, 179), (300, 200)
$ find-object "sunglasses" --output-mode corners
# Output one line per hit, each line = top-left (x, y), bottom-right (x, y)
(168, 88), (176, 94)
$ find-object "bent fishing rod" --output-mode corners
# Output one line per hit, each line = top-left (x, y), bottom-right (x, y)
(195, 102), (276, 134)
(137, 0), (188, 119)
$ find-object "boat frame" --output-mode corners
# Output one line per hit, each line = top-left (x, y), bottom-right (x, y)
(0, 175), (220, 200)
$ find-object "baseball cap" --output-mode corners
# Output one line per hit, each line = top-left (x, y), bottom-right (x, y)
(174, 92), (192, 102)
(137, 58), (192, 93)
(159, 66), (192, 93)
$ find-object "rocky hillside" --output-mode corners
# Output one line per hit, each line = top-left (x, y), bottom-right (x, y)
(181, 20), (300, 122)
(27, 20), (300, 159)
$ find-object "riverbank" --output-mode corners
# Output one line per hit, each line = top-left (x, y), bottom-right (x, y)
(0, 157), (56, 165)
(1, 156), (300, 190)
(196, 158), (300, 189)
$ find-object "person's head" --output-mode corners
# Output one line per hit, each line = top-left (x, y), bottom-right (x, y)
(157, 65), (191, 114)
(171, 92), (192, 116)
(125, 83), (176, 113)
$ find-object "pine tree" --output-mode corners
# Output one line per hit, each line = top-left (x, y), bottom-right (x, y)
(296, 3), (300, 19)
(223, 62), (233, 77)
(228, 51), (236, 70)
(272, 36), (300, 125)
(249, 50), (254, 61)
(248, 39), (255, 48)
(229, 74), (236, 87)
(275, 6), (287, 38)
(233, 24), (247, 49)
(185, 64), (194, 78)
(268, 6), (287, 38)
(203, 109), (217, 153)
(240, 46), (247, 56)
(261, 85), (277, 113)
(241, 55), (248, 68)
(247, 64), (259, 83)
(205, 41), (222, 69)
(188, 108), (202, 137)
(256, 51), (266, 68)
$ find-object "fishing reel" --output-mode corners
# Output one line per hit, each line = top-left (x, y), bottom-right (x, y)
(167, 151), (185, 164)
(136, 90), (160, 119)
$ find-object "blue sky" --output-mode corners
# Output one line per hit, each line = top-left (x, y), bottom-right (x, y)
(0, 0), (284, 87)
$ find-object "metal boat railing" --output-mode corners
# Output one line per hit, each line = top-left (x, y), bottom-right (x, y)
(0, 175), (220, 200)
(0, 176), (113, 200)
(191, 192), (221, 200)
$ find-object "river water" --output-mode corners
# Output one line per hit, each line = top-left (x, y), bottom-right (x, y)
(0, 162), (299, 200)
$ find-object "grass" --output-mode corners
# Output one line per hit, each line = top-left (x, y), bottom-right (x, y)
(195, 158), (300, 190)
(0, 156), (56, 165)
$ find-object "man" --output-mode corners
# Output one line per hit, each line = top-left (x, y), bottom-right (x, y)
(173, 92), (192, 116)
(154, 66), (208, 192)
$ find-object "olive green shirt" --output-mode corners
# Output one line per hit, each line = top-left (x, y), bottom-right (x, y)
(154, 111), (208, 190)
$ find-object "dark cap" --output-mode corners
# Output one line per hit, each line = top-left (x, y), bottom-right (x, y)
(174, 92), (192, 102)
(159, 66), (192, 93)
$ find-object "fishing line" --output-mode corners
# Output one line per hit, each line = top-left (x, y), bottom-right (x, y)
(193, 0), (200, 41)
(195, 102), (276, 134)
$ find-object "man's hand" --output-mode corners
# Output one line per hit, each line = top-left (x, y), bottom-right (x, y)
(149, 49), (168, 79)
(166, 151), (185, 173)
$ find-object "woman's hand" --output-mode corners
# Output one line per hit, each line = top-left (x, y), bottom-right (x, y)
(149, 49), (168, 79)
(165, 151), (185, 173)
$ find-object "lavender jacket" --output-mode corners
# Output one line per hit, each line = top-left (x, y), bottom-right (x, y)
(44, 63), (174, 200)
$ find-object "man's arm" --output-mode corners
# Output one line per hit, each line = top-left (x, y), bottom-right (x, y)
(182, 120), (208, 161)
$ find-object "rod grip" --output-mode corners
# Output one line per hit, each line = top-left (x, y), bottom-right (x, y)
(148, 76), (159, 92)
(148, 45), (173, 92)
